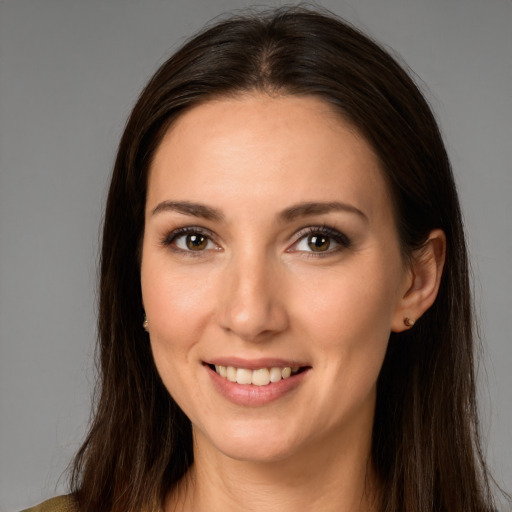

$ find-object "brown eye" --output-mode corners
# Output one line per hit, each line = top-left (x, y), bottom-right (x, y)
(168, 230), (216, 252)
(307, 234), (331, 252)
(290, 227), (350, 256)
(185, 233), (208, 250)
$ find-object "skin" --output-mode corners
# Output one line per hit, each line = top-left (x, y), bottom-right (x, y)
(140, 94), (445, 512)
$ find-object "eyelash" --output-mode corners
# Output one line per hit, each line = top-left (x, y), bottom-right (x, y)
(161, 226), (217, 257)
(160, 225), (351, 257)
(290, 225), (352, 257)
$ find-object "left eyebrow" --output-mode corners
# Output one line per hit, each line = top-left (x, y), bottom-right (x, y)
(279, 201), (368, 223)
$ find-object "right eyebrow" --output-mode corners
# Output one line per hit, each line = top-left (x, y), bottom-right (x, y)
(151, 200), (225, 222)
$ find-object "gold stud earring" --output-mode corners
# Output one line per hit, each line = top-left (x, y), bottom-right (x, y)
(143, 319), (149, 331)
(404, 317), (415, 327)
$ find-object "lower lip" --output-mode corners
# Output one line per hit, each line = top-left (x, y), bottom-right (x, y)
(206, 365), (309, 406)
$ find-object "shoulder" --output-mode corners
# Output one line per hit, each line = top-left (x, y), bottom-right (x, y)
(20, 495), (77, 512)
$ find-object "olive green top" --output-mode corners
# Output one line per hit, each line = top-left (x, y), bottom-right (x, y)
(20, 495), (76, 512)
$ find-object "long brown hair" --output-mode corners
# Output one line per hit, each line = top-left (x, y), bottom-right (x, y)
(70, 7), (500, 512)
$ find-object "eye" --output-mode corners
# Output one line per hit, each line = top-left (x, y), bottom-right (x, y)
(176, 232), (212, 251)
(302, 234), (331, 252)
(290, 226), (351, 255)
(163, 227), (218, 253)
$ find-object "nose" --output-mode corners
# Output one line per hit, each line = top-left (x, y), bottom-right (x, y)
(216, 252), (289, 342)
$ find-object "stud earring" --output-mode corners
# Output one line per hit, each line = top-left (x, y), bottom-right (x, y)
(404, 317), (415, 327)
(143, 319), (149, 331)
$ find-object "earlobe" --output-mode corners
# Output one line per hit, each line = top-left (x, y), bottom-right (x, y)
(391, 229), (446, 332)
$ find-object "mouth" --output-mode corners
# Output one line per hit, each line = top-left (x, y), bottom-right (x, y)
(205, 363), (310, 386)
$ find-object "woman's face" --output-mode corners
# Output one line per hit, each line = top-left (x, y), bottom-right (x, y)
(141, 94), (412, 463)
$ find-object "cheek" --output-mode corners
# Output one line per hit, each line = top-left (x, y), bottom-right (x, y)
(142, 251), (214, 334)
(140, 252), (217, 388)
(295, 262), (400, 337)
(141, 256), (231, 429)
(290, 256), (402, 378)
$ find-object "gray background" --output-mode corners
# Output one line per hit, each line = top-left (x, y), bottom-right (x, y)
(0, 0), (510, 510)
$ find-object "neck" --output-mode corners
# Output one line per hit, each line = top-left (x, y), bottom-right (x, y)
(166, 421), (380, 512)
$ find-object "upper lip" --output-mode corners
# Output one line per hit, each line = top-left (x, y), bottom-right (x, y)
(204, 357), (310, 370)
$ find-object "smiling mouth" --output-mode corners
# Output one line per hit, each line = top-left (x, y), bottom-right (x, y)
(206, 364), (309, 386)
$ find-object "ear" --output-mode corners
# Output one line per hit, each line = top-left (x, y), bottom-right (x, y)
(391, 229), (446, 332)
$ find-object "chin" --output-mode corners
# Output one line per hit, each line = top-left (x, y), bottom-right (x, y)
(220, 439), (298, 464)
(197, 419), (304, 463)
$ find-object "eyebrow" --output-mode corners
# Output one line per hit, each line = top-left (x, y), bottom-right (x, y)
(279, 201), (368, 223)
(151, 200), (367, 223)
(152, 200), (225, 222)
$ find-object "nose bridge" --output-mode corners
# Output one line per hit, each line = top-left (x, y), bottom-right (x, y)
(217, 244), (288, 341)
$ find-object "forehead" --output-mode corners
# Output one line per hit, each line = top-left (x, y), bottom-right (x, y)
(147, 94), (392, 223)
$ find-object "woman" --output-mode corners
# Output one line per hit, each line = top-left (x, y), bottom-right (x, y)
(23, 6), (503, 512)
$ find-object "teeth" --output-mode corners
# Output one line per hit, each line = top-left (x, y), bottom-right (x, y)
(251, 368), (270, 386)
(226, 366), (237, 382)
(213, 365), (300, 386)
(236, 368), (252, 385)
(269, 367), (282, 383)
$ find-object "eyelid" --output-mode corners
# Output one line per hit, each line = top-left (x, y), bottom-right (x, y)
(160, 224), (350, 256)
(161, 226), (220, 253)
(287, 225), (351, 255)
